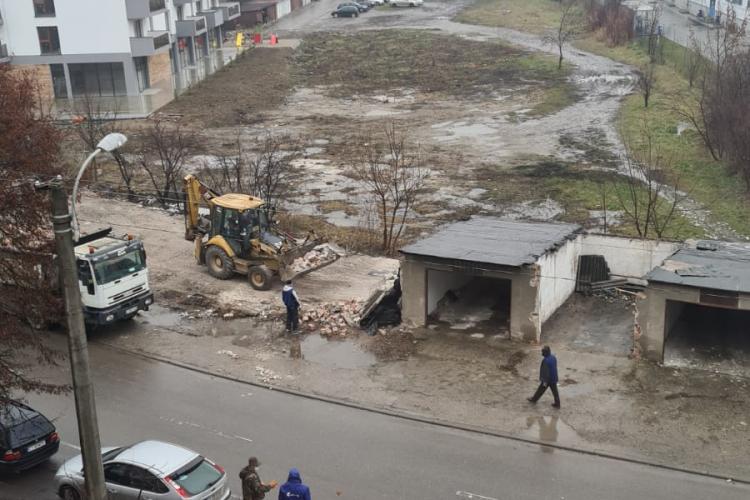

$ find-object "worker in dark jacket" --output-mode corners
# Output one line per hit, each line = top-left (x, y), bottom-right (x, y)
(282, 280), (301, 333)
(239, 457), (277, 500)
(278, 468), (311, 500)
(527, 345), (560, 408)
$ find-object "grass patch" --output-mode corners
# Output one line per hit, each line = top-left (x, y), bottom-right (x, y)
(318, 200), (359, 216)
(454, 0), (564, 34)
(294, 30), (571, 97)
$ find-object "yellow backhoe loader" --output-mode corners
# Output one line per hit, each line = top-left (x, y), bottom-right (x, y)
(183, 174), (339, 290)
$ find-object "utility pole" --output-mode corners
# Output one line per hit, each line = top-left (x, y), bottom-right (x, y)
(48, 176), (107, 500)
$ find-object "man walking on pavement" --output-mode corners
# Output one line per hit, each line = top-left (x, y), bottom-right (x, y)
(527, 345), (561, 408)
(240, 456), (278, 500)
(282, 280), (301, 333)
(278, 468), (311, 500)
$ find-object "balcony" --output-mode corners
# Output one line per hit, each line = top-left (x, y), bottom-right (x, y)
(173, 0), (193, 5)
(126, 0), (167, 20)
(219, 2), (241, 21)
(176, 17), (207, 38)
(197, 9), (224, 30)
(0, 42), (9, 64)
(130, 31), (170, 57)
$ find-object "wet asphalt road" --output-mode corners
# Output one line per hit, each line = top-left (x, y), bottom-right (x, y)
(2, 334), (750, 500)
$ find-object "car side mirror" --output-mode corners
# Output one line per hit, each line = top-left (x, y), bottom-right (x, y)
(87, 282), (95, 295)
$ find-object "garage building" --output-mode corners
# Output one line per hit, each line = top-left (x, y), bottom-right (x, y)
(400, 218), (581, 342)
(640, 241), (750, 368)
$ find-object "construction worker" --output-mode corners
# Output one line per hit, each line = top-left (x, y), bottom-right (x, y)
(239, 457), (277, 500)
(282, 280), (300, 333)
(527, 345), (560, 409)
(278, 468), (311, 500)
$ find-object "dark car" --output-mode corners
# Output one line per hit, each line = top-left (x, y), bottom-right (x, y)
(332, 4), (359, 16)
(0, 400), (60, 473)
(340, 1), (369, 11)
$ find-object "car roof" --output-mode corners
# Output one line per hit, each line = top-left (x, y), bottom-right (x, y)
(0, 400), (42, 428)
(113, 440), (199, 476)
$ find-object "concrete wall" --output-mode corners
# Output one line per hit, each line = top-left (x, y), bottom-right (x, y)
(537, 237), (579, 325)
(401, 259), (427, 326)
(510, 269), (540, 342)
(580, 235), (678, 279)
(426, 268), (473, 316)
(276, 0), (292, 18)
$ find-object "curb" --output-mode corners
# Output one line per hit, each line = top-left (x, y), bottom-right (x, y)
(96, 340), (750, 486)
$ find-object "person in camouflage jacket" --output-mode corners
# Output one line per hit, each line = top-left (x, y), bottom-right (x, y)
(239, 457), (277, 500)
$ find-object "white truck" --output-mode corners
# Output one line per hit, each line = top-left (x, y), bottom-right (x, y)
(73, 227), (154, 327)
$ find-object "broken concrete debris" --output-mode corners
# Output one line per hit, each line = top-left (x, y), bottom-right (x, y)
(287, 244), (341, 276)
(302, 300), (361, 337)
(217, 349), (239, 359)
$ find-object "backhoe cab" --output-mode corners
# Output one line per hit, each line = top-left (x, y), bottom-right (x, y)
(183, 174), (337, 290)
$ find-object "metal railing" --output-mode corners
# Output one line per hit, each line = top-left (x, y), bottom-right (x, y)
(228, 5), (240, 17)
(196, 17), (206, 31)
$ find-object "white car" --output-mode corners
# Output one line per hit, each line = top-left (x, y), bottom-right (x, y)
(369, 0), (385, 4)
(390, 0), (422, 6)
(54, 440), (231, 500)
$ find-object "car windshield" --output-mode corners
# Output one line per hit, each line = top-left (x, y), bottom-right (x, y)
(7, 414), (54, 448)
(171, 458), (221, 495)
(93, 249), (145, 284)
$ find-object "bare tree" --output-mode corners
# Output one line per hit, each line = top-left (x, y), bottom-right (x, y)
(138, 120), (200, 207)
(544, 0), (583, 70)
(0, 66), (68, 399)
(584, 0), (634, 47)
(246, 135), (301, 210)
(645, 7), (662, 64)
(354, 123), (429, 255)
(636, 63), (657, 108)
(613, 119), (683, 239)
(199, 132), (246, 193)
(683, 31), (704, 89)
(72, 95), (137, 200)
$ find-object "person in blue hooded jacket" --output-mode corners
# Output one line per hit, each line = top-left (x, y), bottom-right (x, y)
(278, 468), (311, 500)
(527, 345), (560, 408)
(282, 280), (301, 333)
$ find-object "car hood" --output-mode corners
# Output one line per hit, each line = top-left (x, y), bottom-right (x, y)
(56, 446), (120, 477)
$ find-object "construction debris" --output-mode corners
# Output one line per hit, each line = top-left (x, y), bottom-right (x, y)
(287, 244), (341, 277)
(302, 300), (361, 337)
(255, 366), (281, 384)
(217, 349), (239, 359)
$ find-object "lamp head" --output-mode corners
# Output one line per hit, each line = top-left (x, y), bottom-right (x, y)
(96, 133), (128, 152)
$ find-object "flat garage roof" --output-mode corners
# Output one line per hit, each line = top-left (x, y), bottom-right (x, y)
(400, 217), (581, 267)
(646, 241), (750, 293)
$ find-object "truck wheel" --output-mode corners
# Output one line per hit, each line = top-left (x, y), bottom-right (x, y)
(205, 246), (235, 280)
(248, 265), (274, 291)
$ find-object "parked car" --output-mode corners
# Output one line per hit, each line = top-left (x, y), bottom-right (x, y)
(340, 1), (370, 12)
(55, 440), (230, 500)
(368, 0), (385, 4)
(332, 4), (360, 17)
(391, 0), (423, 6)
(0, 400), (60, 473)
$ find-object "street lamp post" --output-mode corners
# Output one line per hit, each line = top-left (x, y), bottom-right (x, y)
(38, 132), (127, 500)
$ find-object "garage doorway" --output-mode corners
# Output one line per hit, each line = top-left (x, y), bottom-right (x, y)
(426, 269), (511, 335)
(663, 300), (750, 377)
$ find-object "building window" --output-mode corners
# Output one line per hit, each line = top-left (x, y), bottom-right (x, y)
(149, 0), (166, 12)
(50, 64), (67, 98)
(69, 63), (127, 97)
(135, 57), (150, 92)
(33, 0), (55, 17)
(177, 6), (184, 21)
(134, 20), (144, 38)
(37, 26), (60, 54)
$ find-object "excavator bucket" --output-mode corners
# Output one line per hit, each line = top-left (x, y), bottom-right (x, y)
(279, 241), (342, 282)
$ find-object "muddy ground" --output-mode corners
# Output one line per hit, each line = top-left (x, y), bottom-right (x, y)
(74, 0), (750, 480)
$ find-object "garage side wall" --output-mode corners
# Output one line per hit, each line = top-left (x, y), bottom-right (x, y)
(581, 235), (678, 278)
(639, 284), (700, 361)
(401, 259), (427, 326)
(537, 236), (580, 325)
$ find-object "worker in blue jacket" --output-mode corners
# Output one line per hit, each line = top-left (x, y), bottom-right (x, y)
(282, 280), (301, 333)
(527, 345), (560, 408)
(278, 468), (311, 500)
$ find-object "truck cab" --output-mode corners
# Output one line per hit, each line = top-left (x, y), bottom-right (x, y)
(74, 233), (153, 326)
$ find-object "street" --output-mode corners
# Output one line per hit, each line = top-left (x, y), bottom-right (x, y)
(2, 333), (748, 500)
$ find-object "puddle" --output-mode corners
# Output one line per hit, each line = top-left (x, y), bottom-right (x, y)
(301, 335), (376, 369)
(521, 415), (580, 450)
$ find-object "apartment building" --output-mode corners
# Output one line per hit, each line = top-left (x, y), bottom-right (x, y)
(0, 0), (241, 115)
(681, 0), (749, 20)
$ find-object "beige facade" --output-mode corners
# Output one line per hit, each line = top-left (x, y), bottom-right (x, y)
(9, 64), (55, 106)
(148, 52), (173, 90)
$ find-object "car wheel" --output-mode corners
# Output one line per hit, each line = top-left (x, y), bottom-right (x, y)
(205, 246), (235, 280)
(355, 11), (359, 16)
(248, 265), (274, 291)
(60, 486), (81, 500)
(332, 12), (336, 17)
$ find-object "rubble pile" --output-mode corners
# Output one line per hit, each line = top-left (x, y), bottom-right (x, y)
(287, 244), (340, 275)
(302, 300), (362, 337)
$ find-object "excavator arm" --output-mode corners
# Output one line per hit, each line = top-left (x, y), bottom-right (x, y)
(183, 174), (220, 241)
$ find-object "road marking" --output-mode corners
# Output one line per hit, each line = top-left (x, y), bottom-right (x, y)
(62, 441), (81, 450)
(457, 491), (499, 500)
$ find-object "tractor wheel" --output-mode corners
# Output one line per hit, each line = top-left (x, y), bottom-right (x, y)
(60, 486), (81, 500)
(248, 265), (274, 291)
(205, 246), (235, 280)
